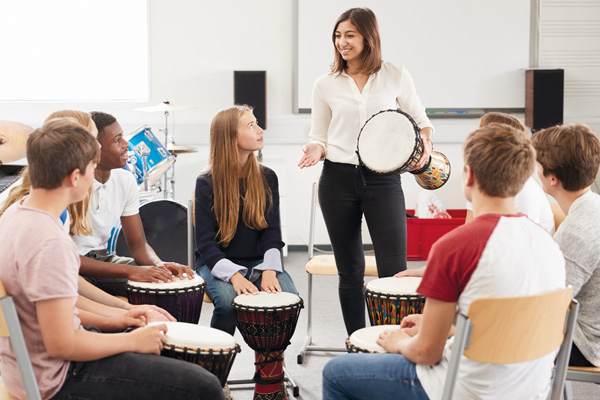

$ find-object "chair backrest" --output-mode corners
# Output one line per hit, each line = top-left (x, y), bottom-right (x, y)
(0, 281), (42, 400)
(442, 287), (577, 400)
(187, 196), (195, 268)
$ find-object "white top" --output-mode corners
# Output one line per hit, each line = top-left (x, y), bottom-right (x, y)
(72, 169), (140, 255)
(149, 321), (236, 350)
(309, 62), (433, 165)
(366, 277), (422, 295)
(127, 275), (205, 291)
(232, 291), (301, 308)
(466, 176), (555, 233)
(348, 325), (398, 353)
(554, 191), (600, 366)
(416, 214), (565, 400)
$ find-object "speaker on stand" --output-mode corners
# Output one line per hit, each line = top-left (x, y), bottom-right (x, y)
(234, 71), (267, 161)
(525, 69), (564, 133)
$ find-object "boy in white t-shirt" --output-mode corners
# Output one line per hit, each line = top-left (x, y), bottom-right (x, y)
(73, 111), (193, 296)
(322, 123), (566, 400)
(0, 119), (223, 400)
(533, 124), (600, 367)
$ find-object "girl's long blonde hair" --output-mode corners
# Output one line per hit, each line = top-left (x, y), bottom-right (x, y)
(0, 110), (96, 236)
(208, 105), (270, 247)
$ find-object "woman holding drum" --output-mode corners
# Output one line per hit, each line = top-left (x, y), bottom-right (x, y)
(298, 7), (434, 335)
(195, 105), (298, 336)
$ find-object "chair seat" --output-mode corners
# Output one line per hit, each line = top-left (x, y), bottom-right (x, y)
(568, 366), (600, 373)
(0, 383), (15, 400)
(305, 255), (378, 276)
(203, 292), (213, 303)
(115, 296), (129, 303)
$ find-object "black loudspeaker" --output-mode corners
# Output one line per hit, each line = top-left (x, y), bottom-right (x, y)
(234, 71), (267, 130)
(525, 69), (564, 132)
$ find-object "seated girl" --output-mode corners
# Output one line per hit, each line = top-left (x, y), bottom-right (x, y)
(194, 105), (298, 335)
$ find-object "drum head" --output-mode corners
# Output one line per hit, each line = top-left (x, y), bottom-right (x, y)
(357, 110), (421, 174)
(115, 199), (188, 265)
(150, 321), (236, 350)
(232, 291), (301, 308)
(349, 325), (398, 353)
(366, 277), (422, 295)
(127, 274), (204, 290)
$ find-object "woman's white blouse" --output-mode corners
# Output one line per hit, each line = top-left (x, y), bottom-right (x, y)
(309, 62), (434, 165)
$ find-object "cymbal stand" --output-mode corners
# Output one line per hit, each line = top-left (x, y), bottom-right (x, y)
(141, 151), (150, 192)
(159, 110), (176, 200)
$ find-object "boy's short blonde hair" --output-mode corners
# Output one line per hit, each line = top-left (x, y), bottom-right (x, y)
(463, 123), (535, 197)
(532, 124), (600, 191)
(27, 119), (100, 189)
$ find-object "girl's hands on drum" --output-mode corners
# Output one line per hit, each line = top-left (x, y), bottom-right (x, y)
(161, 262), (195, 279)
(298, 143), (325, 169)
(127, 324), (168, 355)
(128, 265), (174, 283)
(261, 270), (282, 293)
(399, 314), (423, 336)
(376, 327), (410, 354)
(230, 272), (259, 295)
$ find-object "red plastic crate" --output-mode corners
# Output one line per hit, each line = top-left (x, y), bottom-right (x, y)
(406, 209), (467, 261)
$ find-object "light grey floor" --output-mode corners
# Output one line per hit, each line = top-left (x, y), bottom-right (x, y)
(216, 250), (600, 400)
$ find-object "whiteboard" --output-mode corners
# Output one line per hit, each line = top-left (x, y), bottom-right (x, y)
(296, 0), (530, 111)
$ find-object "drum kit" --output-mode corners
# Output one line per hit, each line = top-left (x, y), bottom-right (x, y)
(132, 101), (198, 199)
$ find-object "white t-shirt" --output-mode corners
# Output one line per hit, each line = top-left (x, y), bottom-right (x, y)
(417, 213), (565, 400)
(72, 168), (139, 255)
(309, 62), (433, 165)
(466, 176), (555, 233)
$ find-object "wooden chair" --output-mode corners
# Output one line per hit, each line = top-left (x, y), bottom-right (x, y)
(442, 287), (577, 400)
(563, 364), (600, 398)
(297, 182), (378, 364)
(0, 281), (42, 400)
(186, 198), (300, 396)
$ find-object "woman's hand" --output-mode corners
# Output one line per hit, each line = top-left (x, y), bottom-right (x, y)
(126, 304), (175, 322)
(127, 324), (168, 355)
(411, 137), (433, 171)
(261, 270), (282, 293)
(230, 272), (259, 295)
(298, 143), (324, 169)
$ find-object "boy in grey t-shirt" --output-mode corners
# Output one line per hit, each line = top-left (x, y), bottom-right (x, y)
(532, 123), (600, 367)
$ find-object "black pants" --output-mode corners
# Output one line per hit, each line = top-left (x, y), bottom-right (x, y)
(319, 160), (407, 335)
(569, 342), (594, 367)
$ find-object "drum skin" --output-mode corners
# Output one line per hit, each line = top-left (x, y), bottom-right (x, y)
(346, 325), (397, 353)
(114, 199), (188, 265)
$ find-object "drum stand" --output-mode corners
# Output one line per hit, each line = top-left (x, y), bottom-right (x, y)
(226, 361), (299, 398)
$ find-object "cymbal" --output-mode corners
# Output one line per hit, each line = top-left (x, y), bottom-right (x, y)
(0, 121), (33, 164)
(167, 142), (197, 154)
(134, 101), (196, 113)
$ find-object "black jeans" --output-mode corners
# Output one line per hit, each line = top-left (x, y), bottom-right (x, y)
(569, 342), (594, 367)
(52, 352), (225, 400)
(319, 160), (407, 335)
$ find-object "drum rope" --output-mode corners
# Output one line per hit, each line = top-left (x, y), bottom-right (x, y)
(253, 349), (285, 385)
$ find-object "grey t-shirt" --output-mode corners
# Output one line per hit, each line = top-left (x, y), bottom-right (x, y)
(554, 190), (600, 366)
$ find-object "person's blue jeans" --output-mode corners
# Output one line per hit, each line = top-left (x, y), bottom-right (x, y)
(197, 259), (299, 336)
(52, 352), (224, 399)
(322, 353), (429, 400)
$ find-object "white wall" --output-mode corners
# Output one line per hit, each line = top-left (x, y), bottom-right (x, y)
(7, 1), (589, 246)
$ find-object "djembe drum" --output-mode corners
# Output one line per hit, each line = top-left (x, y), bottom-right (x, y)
(126, 275), (205, 323)
(356, 109), (451, 190)
(346, 325), (397, 354)
(365, 277), (425, 325)
(232, 292), (303, 400)
(151, 322), (240, 390)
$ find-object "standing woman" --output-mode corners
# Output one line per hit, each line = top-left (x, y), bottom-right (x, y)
(195, 105), (298, 335)
(298, 8), (434, 335)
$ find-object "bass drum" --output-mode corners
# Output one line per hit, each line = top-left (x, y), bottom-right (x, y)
(111, 199), (188, 265)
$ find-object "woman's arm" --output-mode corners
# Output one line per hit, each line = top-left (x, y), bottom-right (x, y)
(299, 81), (330, 168)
